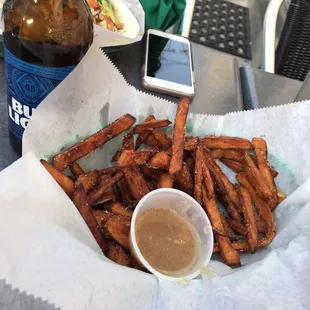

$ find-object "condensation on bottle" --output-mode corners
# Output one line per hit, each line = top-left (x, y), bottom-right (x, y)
(3, 0), (93, 154)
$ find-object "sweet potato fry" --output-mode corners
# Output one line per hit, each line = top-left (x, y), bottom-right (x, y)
(220, 159), (244, 173)
(98, 166), (121, 176)
(105, 202), (133, 217)
(76, 170), (99, 192)
(202, 185), (240, 266)
(207, 162), (242, 221)
(175, 163), (193, 195)
(40, 159), (74, 197)
(133, 119), (171, 134)
(106, 240), (130, 266)
(194, 146), (204, 205)
(253, 138), (278, 210)
(112, 131), (134, 162)
(147, 151), (170, 169)
(53, 114), (136, 171)
(117, 178), (133, 202)
(141, 166), (163, 180)
(169, 97), (190, 175)
(74, 184), (108, 253)
(117, 150), (157, 167)
(184, 136), (199, 151)
(210, 149), (245, 162)
(122, 166), (150, 200)
(152, 130), (172, 150)
(244, 153), (273, 200)
(236, 172), (276, 247)
(186, 156), (195, 174)
(227, 218), (247, 235)
(203, 149), (241, 213)
(144, 132), (162, 149)
(257, 220), (267, 234)
(201, 156), (214, 200)
(220, 215), (236, 237)
(158, 173), (174, 188)
(69, 161), (85, 178)
(93, 210), (113, 227)
(88, 172), (123, 205)
(104, 214), (131, 249)
(135, 115), (155, 149)
(238, 186), (258, 253)
(201, 136), (253, 150)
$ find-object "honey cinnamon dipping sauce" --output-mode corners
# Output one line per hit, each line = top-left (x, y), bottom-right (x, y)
(135, 207), (200, 276)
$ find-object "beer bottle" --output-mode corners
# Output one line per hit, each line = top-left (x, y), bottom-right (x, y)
(2, 0), (93, 154)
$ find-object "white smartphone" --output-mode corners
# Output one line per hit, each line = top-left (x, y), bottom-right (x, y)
(142, 29), (195, 98)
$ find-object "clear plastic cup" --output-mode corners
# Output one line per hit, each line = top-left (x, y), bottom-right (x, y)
(129, 188), (214, 281)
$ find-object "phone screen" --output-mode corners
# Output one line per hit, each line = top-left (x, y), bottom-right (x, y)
(146, 34), (192, 87)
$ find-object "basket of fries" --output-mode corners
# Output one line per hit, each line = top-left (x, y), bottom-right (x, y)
(6, 45), (307, 308)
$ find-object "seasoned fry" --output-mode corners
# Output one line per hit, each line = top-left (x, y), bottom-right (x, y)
(236, 172), (276, 247)
(202, 185), (240, 266)
(135, 115), (155, 149)
(76, 170), (99, 192)
(117, 150), (157, 167)
(41, 159), (74, 197)
(169, 97), (190, 175)
(204, 149), (241, 214)
(141, 166), (163, 180)
(53, 114), (136, 171)
(105, 202), (133, 217)
(152, 130), (172, 150)
(98, 166), (121, 176)
(186, 156), (195, 174)
(158, 173), (174, 188)
(220, 215), (236, 237)
(211, 149), (244, 161)
(194, 146), (204, 205)
(93, 210), (113, 227)
(69, 161), (85, 178)
(117, 178), (133, 202)
(184, 136), (199, 151)
(133, 119), (171, 134)
(74, 184), (108, 253)
(88, 172), (123, 205)
(175, 163), (193, 195)
(220, 159), (244, 173)
(201, 155), (214, 200)
(104, 214), (131, 249)
(208, 162), (242, 221)
(106, 240), (130, 266)
(253, 138), (278, 209)
(147, 151), (170, 169)
(257, 220), (267, 234)
(122, 166), (150, 200)
(144, 132), (162, 149)
(112, 131), (134, 162)
(227, 218), (247, 235)
(238, 186), (258, 253)
(201, 136), (253, 150)
(244, 153), (273, 200)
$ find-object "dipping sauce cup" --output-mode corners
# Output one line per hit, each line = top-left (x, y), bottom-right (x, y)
(129, 188), (214, 281)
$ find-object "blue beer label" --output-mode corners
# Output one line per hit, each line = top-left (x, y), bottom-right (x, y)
(4, 46), (76, 141)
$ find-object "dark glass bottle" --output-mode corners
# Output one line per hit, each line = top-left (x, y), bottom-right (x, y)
(3, 0), (93, 155)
